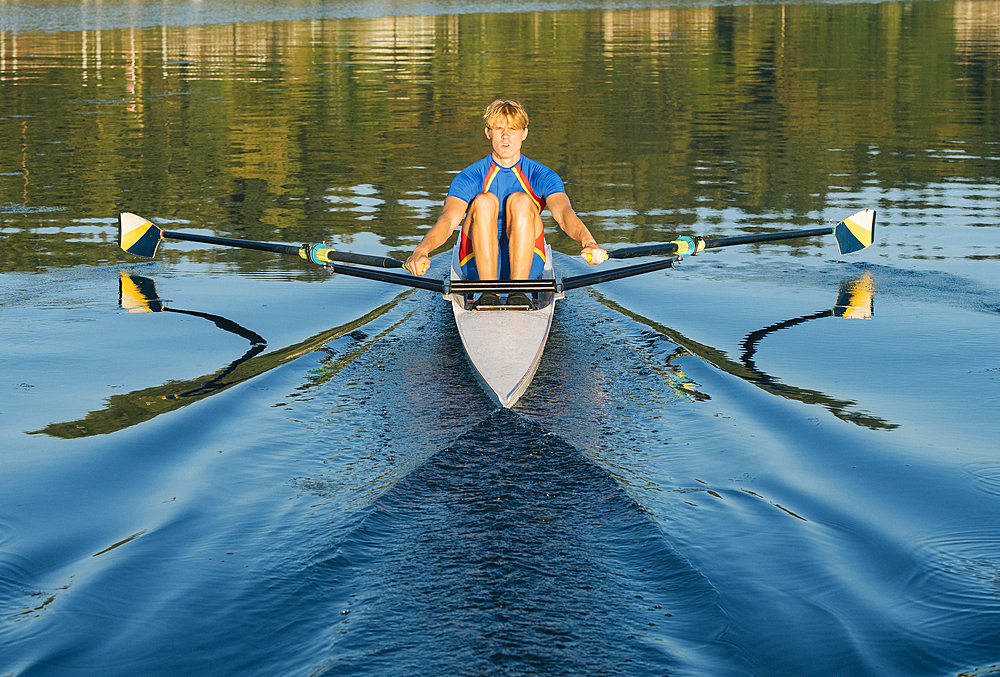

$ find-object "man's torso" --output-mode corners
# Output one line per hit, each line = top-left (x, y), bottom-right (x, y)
(447, 155), (565, 225)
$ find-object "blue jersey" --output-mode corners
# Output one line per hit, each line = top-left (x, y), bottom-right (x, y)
(447, 154), (566, 229)
(450, 154), (563, 280)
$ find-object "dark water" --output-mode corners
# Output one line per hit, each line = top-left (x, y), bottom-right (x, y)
(2, 1), (1000, 676)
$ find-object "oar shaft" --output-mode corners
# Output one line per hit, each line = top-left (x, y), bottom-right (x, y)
(561, 257), (679, 291)
(161, 229), (301, 256)
(159, 229), (407, 269)
(702, 227), (832, 249)
(328, 263), (444, 293)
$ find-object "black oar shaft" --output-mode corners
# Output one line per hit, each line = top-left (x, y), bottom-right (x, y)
(159, 229), (407, 269)
(606, 226), (836, 260)
(702, 227), (832, 249)
(161, 229), (302, 256)
(328, 263), (444, 293)
(562, 257), (679, 291)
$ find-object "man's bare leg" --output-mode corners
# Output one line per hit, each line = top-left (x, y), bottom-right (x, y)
(465, 192), (500, 280)
(505, 192), (544, 280)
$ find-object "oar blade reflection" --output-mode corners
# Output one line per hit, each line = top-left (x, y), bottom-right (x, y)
(833, 271), (875, 319)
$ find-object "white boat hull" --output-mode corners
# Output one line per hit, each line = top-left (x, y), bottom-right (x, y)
(448, 243), (560, 408)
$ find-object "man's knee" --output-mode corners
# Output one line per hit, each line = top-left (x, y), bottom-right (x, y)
(506, 192), (534, 214)
(505, 192), (540, 235)
(469, 192), (500, 217)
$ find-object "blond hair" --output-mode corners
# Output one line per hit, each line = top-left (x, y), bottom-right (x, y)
(483, 99), (529, 130)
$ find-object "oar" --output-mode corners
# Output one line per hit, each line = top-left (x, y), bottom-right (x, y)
(118, 212), (444, 293)
(605, 208), (876, 260)
(565, 209), (875, 291)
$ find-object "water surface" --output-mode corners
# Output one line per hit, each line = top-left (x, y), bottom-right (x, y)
(1, 1), (999, 676)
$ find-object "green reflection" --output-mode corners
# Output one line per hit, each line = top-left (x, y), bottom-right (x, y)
(2, 2), (998, 273)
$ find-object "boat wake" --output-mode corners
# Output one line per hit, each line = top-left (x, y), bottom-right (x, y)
(301, 410), (743, 676)
(269, 290), (747, 676)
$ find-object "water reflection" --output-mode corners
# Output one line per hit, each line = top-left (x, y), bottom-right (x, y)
(2, 2), (999, 275)
(33, 266), (889, 440)
(30, 276), (404, 438)
(120, 273), (268, 399)
(832, 271), (875, 319)
(596, 270), (896, 430)
(739, 270), (875, 377)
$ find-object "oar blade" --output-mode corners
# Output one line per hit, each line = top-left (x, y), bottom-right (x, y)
(834, 209), (876, 255)
(119, 212), (164, 258)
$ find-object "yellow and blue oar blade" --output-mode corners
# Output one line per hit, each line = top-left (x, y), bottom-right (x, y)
(119, 212), (164, 258)
(834, 209), (876, 255)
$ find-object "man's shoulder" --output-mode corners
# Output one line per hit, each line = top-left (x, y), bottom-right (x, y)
(518, 155), (552, 171)
(519, 156), (562, 179)
(518, 156), (565, 193)
(448, 155), (493, 198)
(458, 155), (495, 176)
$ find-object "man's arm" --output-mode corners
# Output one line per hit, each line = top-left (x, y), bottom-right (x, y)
(546, 192), (607, 264)
(406, 196), (468, 276)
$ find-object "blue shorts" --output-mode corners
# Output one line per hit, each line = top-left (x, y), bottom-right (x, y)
(460, 231), (547, 281)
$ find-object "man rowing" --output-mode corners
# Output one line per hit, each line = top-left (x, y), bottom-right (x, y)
(405, 99), (607, 308)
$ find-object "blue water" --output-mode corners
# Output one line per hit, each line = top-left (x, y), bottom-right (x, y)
(4, 250), (999, 675)
(2, 1), (1000, 676)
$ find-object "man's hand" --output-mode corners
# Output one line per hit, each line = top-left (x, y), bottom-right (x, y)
(406, 250), (431, 276)
(581, 243), (608, 265)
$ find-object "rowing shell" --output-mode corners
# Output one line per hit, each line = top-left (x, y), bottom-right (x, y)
(446, 243), (563, 408)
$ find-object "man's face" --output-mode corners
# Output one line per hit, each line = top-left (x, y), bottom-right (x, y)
(486, 122), (528, 163)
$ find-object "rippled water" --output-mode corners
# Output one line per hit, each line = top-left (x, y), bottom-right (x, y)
(2, 1), (999, 676)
